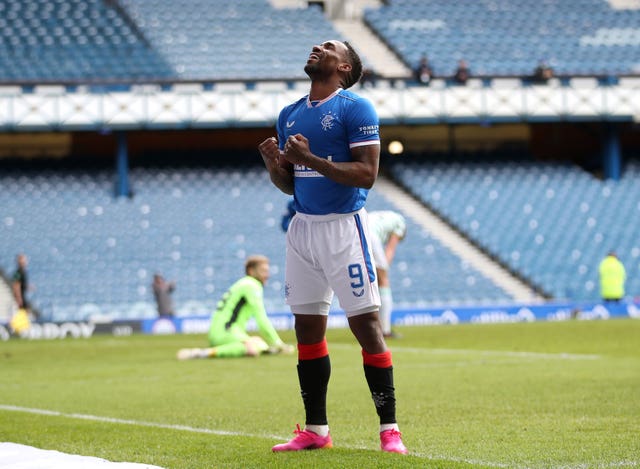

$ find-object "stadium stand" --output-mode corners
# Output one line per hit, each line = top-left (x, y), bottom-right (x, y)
(0, 0), (638, 323)
(118, 0), (344, 81)
(2, 0), (639, 83)
(0, 165), (288, 320)
(0, 164), (513, 322)
(364, 0), (640, 77)
(367, 187), (512, 308)
(0, 0), (343, 83)
(389, 157), (640, 302)
(0, 0), (174, 82)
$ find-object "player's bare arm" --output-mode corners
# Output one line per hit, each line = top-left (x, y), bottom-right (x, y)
(283, 134), (379, 189)
(385, 234), (402, 264)
(259, 136), (294, 194)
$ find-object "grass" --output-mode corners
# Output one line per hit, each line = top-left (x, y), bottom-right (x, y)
(1, 318), (639, 468)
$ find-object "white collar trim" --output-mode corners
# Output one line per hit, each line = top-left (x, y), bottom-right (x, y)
(306, 88), (342, 108)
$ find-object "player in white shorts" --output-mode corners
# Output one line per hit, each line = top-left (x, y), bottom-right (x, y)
(368, 210), (407, 338)
(285, 209), (380, 317)
(259, 39), (407, 454)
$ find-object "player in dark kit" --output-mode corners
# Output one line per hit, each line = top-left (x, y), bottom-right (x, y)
(259, 39), (407, 454)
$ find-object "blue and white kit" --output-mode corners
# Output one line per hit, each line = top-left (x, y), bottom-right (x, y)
(277, 89), (382, 316)
(277, 88), (380, 215)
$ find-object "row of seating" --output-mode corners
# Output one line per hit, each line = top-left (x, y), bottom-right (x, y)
(118, 0), (342, 80)
(0, 0), (172, 81)
(365, 0), (640, 76)
(390, 158), (640, 301)
(1, 0), (638, 82)
(5, 156), (638, 320)
(1, 164), (510, 321)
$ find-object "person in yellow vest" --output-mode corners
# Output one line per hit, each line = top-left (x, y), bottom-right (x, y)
(10, 308), (31, 335)
(598, 251), (626, 302)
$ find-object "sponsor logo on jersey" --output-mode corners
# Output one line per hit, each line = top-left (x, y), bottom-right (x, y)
(294, 165), (322, 178)
(358, 124), (379, 136)
(293, 154), (332, 178)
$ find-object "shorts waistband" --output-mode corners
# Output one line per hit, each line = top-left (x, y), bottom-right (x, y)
(294, 208), (364, 222)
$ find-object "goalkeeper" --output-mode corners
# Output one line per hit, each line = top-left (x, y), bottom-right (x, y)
(177, 255), (294, 359)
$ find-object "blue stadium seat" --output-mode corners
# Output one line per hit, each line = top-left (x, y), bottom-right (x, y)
(1, 163), (518, 321)
(391, 158), (640, 302)
(365, 0), (640, 77)
(118, 0), (344, 81)
(1, 0), (638, 81)
(0, 0), (173, 81)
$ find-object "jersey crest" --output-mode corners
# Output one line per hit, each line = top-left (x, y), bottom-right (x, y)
(320, 111), (336, 131)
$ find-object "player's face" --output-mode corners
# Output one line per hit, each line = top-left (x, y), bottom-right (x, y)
(304, 40), (348, 78)
(253, 261), (270, 285)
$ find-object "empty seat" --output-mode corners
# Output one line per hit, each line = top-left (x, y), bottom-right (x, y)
(391, 157), (640, 302)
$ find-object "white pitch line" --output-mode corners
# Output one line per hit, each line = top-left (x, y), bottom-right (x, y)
(399, 347), (601, 360)
(0, 404), (510, 467)
(0, 404), (282, 441)
(329, 343), (601, 360)
(2, 404), (633, 468)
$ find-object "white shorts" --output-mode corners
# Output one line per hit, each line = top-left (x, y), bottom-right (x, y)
(285, 208), (380, 317)
(370, 234), (389, 271)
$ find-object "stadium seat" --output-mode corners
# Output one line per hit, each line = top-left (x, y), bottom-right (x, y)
(365, 0), (640, 78)
(390, 158), (640, 302)
(1, 0), (638, 82)
(0, 162), (520, 321)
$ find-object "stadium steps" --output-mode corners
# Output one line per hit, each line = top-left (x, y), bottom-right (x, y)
(271, 0), (412, 78)
(374, 174), (544, 303)
(608, 0), (640, 8)
(332, 19), (412, 78)
(0, 270), (16, 322)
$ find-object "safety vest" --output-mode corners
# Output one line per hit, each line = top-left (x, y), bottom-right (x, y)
(598, 256), (626, 300)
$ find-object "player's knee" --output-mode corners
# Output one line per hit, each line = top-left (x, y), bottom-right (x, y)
(348, 313), (386, 352)
(294, 312), (327, 344)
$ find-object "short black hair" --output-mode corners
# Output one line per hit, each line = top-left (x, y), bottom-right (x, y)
(342, 41), (363, 89)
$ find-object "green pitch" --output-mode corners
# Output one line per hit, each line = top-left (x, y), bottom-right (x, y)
(1, 318), (639, 468)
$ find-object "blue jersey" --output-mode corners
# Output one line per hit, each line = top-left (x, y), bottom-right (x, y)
(276, 89), (380, 215)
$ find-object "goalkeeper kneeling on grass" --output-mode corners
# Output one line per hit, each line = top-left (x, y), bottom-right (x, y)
(177, 255), (294, 360)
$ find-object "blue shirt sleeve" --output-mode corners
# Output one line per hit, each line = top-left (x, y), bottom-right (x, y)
(346, 95), (380, 148)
